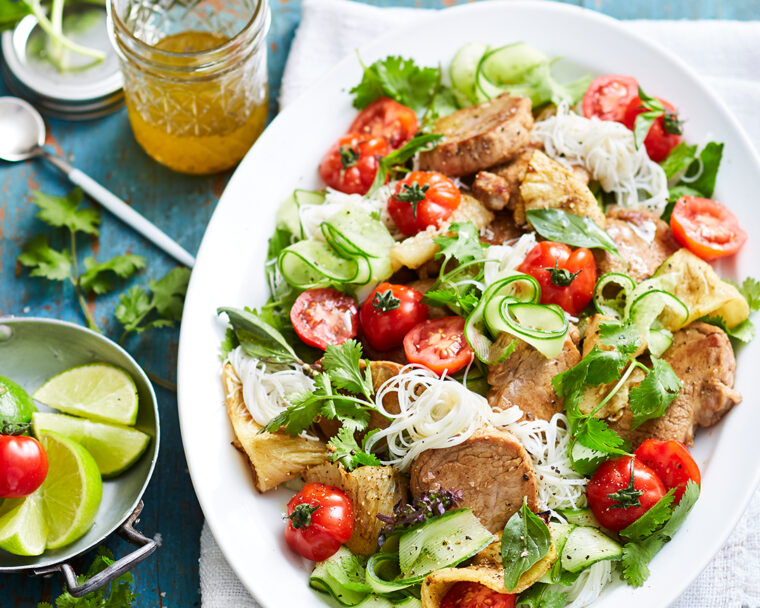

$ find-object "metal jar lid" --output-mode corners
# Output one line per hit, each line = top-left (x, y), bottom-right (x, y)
(1, 2), (123, 120)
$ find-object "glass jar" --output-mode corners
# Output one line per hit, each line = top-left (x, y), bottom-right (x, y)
(108, 0), (269, 174)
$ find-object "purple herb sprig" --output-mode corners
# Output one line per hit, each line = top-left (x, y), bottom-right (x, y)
(376, 488), (464, 547)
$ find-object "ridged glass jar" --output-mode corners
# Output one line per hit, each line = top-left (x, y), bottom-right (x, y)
(109, 0), (270, 174)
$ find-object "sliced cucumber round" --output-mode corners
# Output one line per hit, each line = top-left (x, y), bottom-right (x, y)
(479, 42), (549, 86)
(593, 272), (636, 319)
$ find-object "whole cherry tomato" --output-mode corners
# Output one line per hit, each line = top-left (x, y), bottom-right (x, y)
(291, 288), (359, 351)
(403, 316), (474, 376)
(440, 582), (516, 608)
(635, 439), (701, 503)
(517, 241), (597, 316)
(670, 196), (747, 261)
(284, 482), (354, 562)
(586, 456), (666, 532)
(0, 434), (48, 498)
(387, 171), (461, 236)
(582, 74), (639, 122)
(622, 96), (682, 162)
(319, 134), (389, 195)
(360, 283), (428, 352)
(348, 97), (418, 150)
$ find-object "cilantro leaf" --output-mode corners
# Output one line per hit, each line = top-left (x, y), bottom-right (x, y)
(620, 489), (676, 541)
(322, 340), (374, 400)
(149, 267), (191, 320)
(574, 416), (627, 455)
(350, 56), (440, 113)
(552, 346), (627, 410)
(424, 287), (479, 316)
(629, 357), (681, 428)
(80, 254), (146, 294)
(327, 427), (381, 471)
(621, 481), (700, 587)
(220, 327), (239, 360)
(18, 235), (72, 281)
(31, 188), (100, 235)
(734, 276), (760, 312)
(434, 222), (485, 267)
(115, 286), (152, 333)
(265, 374), (331, 436)
(599, 321), (642, 355)
(502, 500), (552, 591)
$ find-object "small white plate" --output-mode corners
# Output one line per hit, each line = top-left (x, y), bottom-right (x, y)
(177, 2), (760, 607)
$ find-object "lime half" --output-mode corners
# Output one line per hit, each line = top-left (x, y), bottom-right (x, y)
(0, 489), (48, 556)
(0, 375), (36, 429)
(33, 412), (150, 477)
(33, 363), (139, 426)
(38, 431), (103, 550)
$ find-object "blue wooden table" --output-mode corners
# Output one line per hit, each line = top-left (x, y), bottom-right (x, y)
(0, 0), (757, 605)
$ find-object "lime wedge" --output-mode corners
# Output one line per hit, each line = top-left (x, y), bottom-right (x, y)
(33, 363), (139, 426)
(38, 431), (102, 550)
(32, 412), (150, 477)
(0, 375), (36, 428)
(0, 489), (48, 556)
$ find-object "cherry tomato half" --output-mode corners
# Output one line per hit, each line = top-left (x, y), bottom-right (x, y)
(440, 582), (516, 608)
(635, 439), (701, 503)
(291, 288), (359, 351)
(360, 283), (428, 352)
(670, 196), (747, 261)
(586, 456), (666, 532)
(349, 97), (419, 151)
(284, 482), (354, 562)
(319, 133), (389, 195)
(387, 171), (461, 237)
(0, 435), (48, 498)
(582, 74), (639, 122)
(403, 316), (474, 376)
(517, 241), (597, 317)
(622, 96), (682, 162)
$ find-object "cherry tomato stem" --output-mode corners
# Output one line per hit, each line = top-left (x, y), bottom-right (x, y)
(360, 283), (428, 352)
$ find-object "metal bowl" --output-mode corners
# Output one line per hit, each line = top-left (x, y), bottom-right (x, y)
(0, 317), (159, 596)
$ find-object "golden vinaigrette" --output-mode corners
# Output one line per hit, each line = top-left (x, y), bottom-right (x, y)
(123, 31), (268, 175)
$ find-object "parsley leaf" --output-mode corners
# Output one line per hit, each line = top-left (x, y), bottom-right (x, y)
(621, 481), (700, 587)
(322, 339), (374, 401)
(501, 500), (552, 591)
(31, 188), (100, 235)
(628, 357), (681, 428)
(620, 489), (676, 541)
(327, 427), (381, 471)
(18, 235), (72, 281)
(80, 254), (146, 294)
(350, 56), (440, 113)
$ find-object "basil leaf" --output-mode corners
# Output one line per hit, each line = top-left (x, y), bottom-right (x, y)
(218, 306), (299, 363)
(526, 209), (620, 257)
(501, 501), (552, 591)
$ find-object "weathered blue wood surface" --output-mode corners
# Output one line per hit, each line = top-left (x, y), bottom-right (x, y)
(0, 0), (757, 605)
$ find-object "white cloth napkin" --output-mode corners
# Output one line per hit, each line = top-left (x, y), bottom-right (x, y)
(200, 1), (760, 606)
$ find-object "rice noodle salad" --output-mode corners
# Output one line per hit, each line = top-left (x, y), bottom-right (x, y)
(218, 41), (757, 608)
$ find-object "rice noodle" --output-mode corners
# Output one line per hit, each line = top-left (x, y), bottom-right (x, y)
(504, 413), (587, 512)
(364, 365), (515, 471)
(227, 347), (314, 430)
(563, 561), (613, 608)
(531, 102), (669, 213)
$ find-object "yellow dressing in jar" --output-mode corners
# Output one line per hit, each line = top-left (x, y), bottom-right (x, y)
(111, 0), (270, 174)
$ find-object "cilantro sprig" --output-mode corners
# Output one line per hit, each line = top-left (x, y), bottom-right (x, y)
(620, 481), (700, 586)
(553, 320), (681, 474)
(18, 188), (145, 332)
(38, 547), (137, 607)
(327, 427), (381, 472)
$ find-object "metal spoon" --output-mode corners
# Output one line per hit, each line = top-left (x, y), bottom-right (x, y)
(0, 96), (196, 268)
